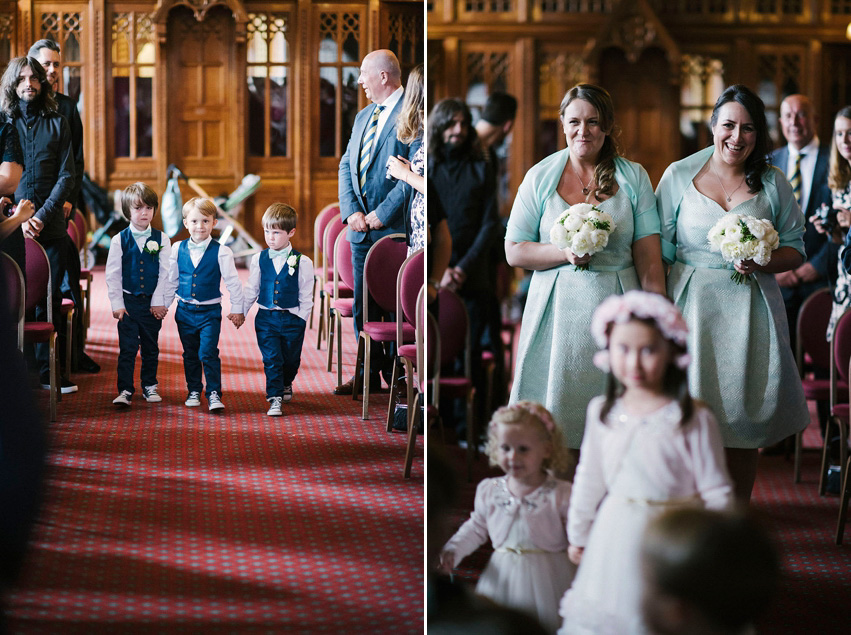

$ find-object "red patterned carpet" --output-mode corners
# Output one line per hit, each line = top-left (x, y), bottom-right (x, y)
(443, 407), (850, 634)
(8, 267), (424, 634)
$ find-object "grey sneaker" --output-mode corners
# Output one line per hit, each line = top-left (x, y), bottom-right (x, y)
(185, 391), (202, 407)
(112, 390), (132, 406)
(142, 385), (162, 403)
(282, 385), (293, 403)
(267, 396), (283, 416)
(208, 391), (225, 412)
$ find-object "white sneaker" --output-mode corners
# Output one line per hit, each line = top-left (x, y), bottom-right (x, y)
(185, 391), (201, 407)
(208, 391), (225, 412)
(112, 390), (132, 406)
(267, 396), (283, 416)
(142, 385), (162, 403)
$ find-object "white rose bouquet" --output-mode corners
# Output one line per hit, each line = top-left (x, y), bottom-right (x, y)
(548, 203), (617, 271)
(707, 214), (779, 284)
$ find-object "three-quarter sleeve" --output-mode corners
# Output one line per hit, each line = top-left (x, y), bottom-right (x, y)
(770, 167), (807, 259)
(626, 162), (661, 242)
(505, 171), (544, 244)
(1, 123), (23, 167)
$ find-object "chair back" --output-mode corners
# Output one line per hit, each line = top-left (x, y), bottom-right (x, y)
(313, 203), (340, 270)
(24, 238), (52, 319)
(396, 249), (424, 345)
(436, 287), (470, 377)
(73, 208), (87, 247)
(796, 287), (832, 374)
(333, 231), (355, 298)
(67, 221), (80, 250)
(834, 310), (851, 387)
(363, 234), (407, 320)
(1, 253), (25, 349)
(323, 216), (347, 281)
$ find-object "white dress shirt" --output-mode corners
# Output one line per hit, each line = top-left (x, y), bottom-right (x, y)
(243, 247), (314, 322)
(785, 136), (820, 212)
(104, 228), (172, 312)
(161, 237), (245, 313)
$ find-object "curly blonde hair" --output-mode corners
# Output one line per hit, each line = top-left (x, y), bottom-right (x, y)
(485, 401), (570, 474)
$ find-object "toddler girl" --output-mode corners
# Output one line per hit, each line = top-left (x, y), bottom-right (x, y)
(440, 401), (576, 633)
(558, 291), (734, 635)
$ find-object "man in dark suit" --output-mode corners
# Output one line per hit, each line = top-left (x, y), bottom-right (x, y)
(29, 38), (100, 374)
(335, 49), (416, 395)
(771, 94), (835, 342)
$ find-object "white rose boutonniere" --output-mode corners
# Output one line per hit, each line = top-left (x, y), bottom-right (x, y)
(286, 253), (300, 276)
(143, 240), (163, 257)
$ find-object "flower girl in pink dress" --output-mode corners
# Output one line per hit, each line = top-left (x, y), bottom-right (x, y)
(558, 291), (734, 635)
(440, 402), (576, 633)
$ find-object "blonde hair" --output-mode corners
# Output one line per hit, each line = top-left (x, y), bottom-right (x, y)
(262, 202), (297, 232)
(396, 64), (423, 144)
(485, 401), (570, 474)
(182, 197), (217, 219)
(120, 182), (159, 221)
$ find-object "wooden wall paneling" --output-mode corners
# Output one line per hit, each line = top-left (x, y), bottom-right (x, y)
(511, 36), (534, 214)
(16, 0), (32, 55)
(0, 2), (18, 65)
(91, 0), (105, 183)
(295, 1), (311, 248)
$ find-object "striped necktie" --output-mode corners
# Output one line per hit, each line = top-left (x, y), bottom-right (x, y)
(359, 105), (385, 189)
(790, 152), (804, 207)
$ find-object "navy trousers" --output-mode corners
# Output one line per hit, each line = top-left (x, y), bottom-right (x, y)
(255, 308), (306, 399)
(175, 301), (222, 397)
(116, 293), (162, 394)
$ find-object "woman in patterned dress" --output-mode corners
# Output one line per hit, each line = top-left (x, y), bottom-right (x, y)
(504, 84), (665, 459)
(656, 85), (809, 502)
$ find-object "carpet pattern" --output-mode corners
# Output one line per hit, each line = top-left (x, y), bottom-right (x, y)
(442, 407), (850, 633)
(8, 266), (424, 633)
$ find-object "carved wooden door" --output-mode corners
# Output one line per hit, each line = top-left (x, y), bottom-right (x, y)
(166, 6), (236, 179)
(600, 47), (678, 187)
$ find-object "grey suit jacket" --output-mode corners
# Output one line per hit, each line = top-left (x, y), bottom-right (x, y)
(338, 94), (418, 244)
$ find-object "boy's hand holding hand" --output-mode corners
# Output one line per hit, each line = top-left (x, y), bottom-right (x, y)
(150, 306), (167, 320)
(568, 545), (584, 565)
(228, 313), (245, 328)
(113, 309), (127, 320)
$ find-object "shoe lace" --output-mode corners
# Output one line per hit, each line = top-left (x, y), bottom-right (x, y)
(209, 391), (221, 402)
(270, 396), (282, 406)
(189, 391), (200, 399)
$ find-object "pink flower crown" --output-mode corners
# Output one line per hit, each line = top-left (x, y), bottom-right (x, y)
(591, 291), (691, 371)
(491, 401), (557, 434)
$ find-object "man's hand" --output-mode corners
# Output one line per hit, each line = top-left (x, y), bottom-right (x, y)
(775, 271), (799, 288)
(113, 309), (127, 320)
(150, 306), (167, 320)
(365, 211), (384, 230)
(795, 262), (819, 284)
(228, 313), (245, 329)
(348, 211), (368, 233)
(23, 216), (44, 239)
(63, 201), (73, 220)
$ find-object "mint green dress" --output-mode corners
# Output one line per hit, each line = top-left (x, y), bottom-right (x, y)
(667, 184), (809, 447)
(506, 152), (660, 449)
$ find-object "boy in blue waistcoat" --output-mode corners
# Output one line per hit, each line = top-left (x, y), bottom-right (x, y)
(106, 183), (171, 407)
(162, 197), (245, 412)
(244, 203), (314, 416)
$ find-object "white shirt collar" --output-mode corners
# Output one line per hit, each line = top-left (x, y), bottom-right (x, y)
(377, 86), (403, 112)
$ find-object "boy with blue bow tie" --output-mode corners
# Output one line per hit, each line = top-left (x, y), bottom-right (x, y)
(162, 197), (245, 412)
(243, 203), (314, 416)
(105, 183), (171, 407)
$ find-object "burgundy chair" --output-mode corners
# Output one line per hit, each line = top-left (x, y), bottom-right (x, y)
(311, 203), (340, 329)
(353, 234), (413, 420)
(837, 395), (851, 542)
(1, 253), (24, 351)
(327, 232), (355, 387)
(821, 309), (851, 496)
(24, 238), (58, 422)
(433, 287), (476, 481)
(73, 208), (93, 339)
(794, 288), (842, 483)
(386, 249), (424, 432)
(403, 287), (429, 478)
(317, 218), (350, 350)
